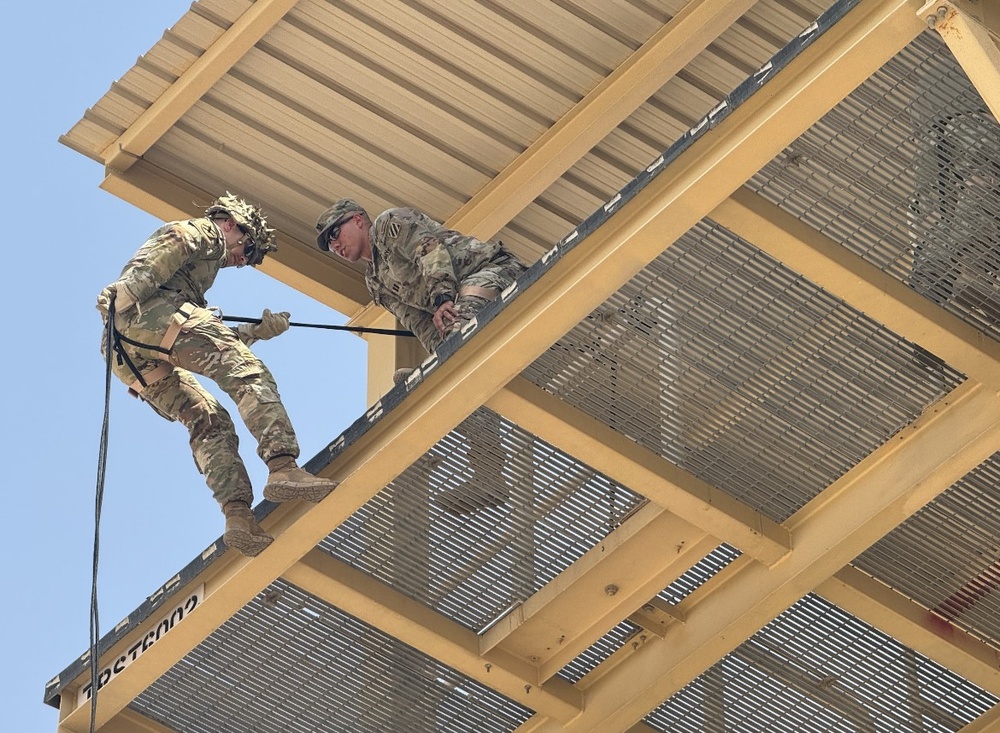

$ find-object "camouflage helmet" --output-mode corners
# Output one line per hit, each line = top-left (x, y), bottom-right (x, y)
(205, 192), (277, 266)
(316, 198), (364, 251)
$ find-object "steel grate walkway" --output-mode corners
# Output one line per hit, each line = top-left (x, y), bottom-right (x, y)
(318, 408), (646, 632)
(523, 219), (965, 523)
(749, 31), (1000, 342)
(644, 594), (999, 732)
(131, 580), (534, 733)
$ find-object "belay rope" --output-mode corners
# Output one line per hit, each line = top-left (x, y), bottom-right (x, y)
(220, 313), (414, 337)
(87, 303), (413, 731)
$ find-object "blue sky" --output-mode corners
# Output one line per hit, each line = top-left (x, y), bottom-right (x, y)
(3, 3), (368, 729)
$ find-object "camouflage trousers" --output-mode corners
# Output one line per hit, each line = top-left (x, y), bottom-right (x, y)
(108, 312), (299, 508)
(416, 256), (527, 352)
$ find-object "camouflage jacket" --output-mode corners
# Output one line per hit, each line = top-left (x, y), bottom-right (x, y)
(364, 206), (504, 324)
(101, 217), (229, 345)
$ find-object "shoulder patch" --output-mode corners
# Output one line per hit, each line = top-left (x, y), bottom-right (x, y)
(377, 209), (416, 250)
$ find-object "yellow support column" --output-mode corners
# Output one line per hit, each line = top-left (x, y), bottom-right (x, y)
(361, 306), (425, 405)
(921, 0), (1000, 123)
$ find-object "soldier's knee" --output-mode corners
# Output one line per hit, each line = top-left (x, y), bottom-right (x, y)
(235, 379), (283, 416)
(455, 294), (489, 314)
(180, 397), (235, 436)
(452, 296), (490, 329)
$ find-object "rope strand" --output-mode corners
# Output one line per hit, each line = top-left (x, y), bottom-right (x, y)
(221, 314), (414, 337)
(90, 304), (115, 733)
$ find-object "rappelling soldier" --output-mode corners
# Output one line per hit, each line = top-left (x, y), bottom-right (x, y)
(97, 193), (338, 557)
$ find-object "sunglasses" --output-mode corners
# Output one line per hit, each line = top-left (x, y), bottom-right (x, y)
(237, 225), (257, 260)
(327, 213), (355, 246)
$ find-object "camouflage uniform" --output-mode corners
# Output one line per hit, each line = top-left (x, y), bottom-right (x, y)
(99, 217), (299, 507)
(365, 207), (526, 351)
(363, 208), (524, 513)
(316, 200), (527, 513)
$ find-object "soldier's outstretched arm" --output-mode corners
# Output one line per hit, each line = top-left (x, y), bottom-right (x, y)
(381, 291), (439, 354)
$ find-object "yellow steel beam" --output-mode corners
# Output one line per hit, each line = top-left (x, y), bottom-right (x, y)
(711, 188), (1000, 390)
(962, 705), (1000, 732)
(514, 716), (565, 733)
(628, 597), (686, 638)
(96, 709), (180, 733)
(361, 308), (424, 405)
(937, 0), (1000, 34)
(100, 161), (370, 315)
(549, 381), (1000, 732)
(102, 0), (299, 173)
(920, 1), (1000, 124)
(446, 0), (756, 240)
(518, 714), (661, 733)
(479, 503), (719, 683)
(488, 377), (791, 566)
(57, 0), (929, 727)
(282, 549), (583, 721)
(817, 566), (1000, 695)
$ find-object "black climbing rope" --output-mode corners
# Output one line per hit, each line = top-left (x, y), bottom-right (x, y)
(221, 314), (414, 337)
(90, 299), (116, 733)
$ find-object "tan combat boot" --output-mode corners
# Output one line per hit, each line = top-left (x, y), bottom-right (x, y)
(263, 455), (338, 503)
(223, 501), (273, 557)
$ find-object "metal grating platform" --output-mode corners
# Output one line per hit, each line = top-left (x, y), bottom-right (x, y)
(318, 408), (646, 632)
(522, 219), (965, 523)
(556, 619), (643, 685)
(854, 451), (1000, 652)
(130, 580), (534, 733)
(644, 594), (1000, 732)
(658, 543), (743, 605)
(749, 30), (1000, 341)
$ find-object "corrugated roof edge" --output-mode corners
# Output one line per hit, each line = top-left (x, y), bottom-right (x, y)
(44, 0), (858, 708)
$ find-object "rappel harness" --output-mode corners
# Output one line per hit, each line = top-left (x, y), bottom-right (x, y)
(109, 303), (197, 393)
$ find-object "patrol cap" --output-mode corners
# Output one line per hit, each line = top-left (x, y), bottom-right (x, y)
(316, 198), (364, 251)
